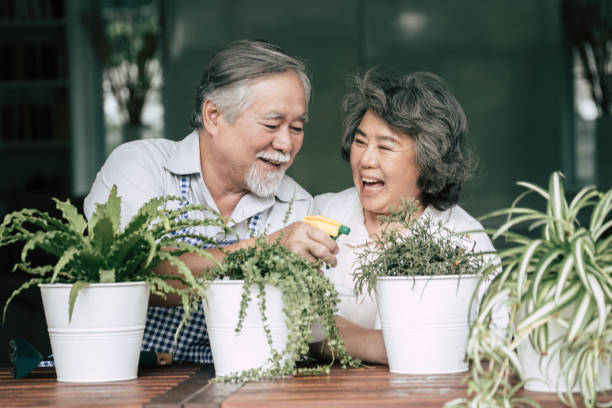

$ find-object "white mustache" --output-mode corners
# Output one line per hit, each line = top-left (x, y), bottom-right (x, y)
(256, 151), (290, 164)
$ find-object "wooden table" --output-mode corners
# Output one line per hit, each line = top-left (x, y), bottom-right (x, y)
(1, 364), (611, 407)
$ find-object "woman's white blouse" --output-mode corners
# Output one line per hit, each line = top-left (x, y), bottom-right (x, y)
(314, 187), (497, 330)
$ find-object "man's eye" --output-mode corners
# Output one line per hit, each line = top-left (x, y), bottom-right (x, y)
(264, 124), (279, 130)
(290, 126), (303, 132)
(379, 145), (393, 151)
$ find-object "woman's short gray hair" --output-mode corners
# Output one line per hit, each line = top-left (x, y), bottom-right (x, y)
(190, 39), (311, 129)
(341, 70), (476, 210)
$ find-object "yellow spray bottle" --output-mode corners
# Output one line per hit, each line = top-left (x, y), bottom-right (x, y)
(303, 215), (350, 239)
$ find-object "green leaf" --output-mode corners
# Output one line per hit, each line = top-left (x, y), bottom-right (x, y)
(590, 189), (612, 239)
(90, 216), (115, 254)
(517, 281), (582, 336)
(594, 219), (612, 244)
(99, 269), (116, 283)
(568, 185), (597, 214)
(554, 254), (574, 302)
(89, 185), (122, 234)
(517, 240), (542, 299)
(492, 214), (551, 241)
(3, 278), (45, 323)
(516, 180), (549, 200)
(68, 281), (89, 323)
(548, 171), (566, 220)
(20, 230), (74, 262)
(571, 234), (592, 295)
(51, 247), (79, 283)
(108, 233), (144, 267)
(585, 274), (606, 335)
(53, 198), (87, 235)
(530, 248), (562, 303)
(157, 251), (206, 298)
(566, 289), (591, 342)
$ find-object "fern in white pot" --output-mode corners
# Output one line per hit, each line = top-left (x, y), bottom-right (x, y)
(1, 186), (230, 382)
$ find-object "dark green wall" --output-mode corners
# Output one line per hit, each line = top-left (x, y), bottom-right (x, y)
(162, 0), (569, 220)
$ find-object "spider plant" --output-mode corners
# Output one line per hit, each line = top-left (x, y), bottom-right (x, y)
(448, 171), (612, 408)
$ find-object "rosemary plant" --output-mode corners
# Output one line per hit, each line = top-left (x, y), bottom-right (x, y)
(1, 185), (234, 335)
(448, 172), (612, 408)
(206, 236), (361, 382)
(354, 198), (484, 298)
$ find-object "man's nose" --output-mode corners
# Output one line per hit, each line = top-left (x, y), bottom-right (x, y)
(272, 127), (292, 152)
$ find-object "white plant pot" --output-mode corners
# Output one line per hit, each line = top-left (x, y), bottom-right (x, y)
(518, 314), (612, 392)
(203, 280), (289, 377)
(39, 282), (149, 383)
(376, 275), (478, 374)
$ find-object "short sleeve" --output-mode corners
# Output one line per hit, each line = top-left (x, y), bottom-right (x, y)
(83, 141), (166, 229)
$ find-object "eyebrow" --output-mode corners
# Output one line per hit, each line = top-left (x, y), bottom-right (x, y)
(262, 112), (309, 122)
(354, 128), (400, 144)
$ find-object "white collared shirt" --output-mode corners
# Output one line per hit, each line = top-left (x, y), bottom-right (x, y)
(84, 131), (314, 236)
(314, 187), (497, 329)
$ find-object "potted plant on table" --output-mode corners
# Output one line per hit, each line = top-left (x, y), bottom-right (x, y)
(1, 186), (231, 383)
(353, 199), (486, 374)
(449, 171), (611, 408)
(203, 234), (361, 382)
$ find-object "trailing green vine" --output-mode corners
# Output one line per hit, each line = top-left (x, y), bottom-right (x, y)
(206, 236), (361, 382)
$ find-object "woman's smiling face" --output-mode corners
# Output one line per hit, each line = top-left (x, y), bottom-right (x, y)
(350, 110), (421, 218)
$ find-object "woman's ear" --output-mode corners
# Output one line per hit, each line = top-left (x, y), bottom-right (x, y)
(202, 100), (221, 136)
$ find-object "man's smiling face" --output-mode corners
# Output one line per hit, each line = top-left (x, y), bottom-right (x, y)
(214, 71), (307, 197)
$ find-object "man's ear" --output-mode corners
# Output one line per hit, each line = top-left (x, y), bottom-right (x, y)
(202, 100), (221, 136)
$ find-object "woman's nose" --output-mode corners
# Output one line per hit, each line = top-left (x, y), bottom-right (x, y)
(360, 145), (378, 167)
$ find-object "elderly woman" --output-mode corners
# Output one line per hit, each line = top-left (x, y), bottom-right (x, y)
(312, 70), (495, 364)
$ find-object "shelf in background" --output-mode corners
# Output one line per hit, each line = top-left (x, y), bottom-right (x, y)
(0, 19), (65, 27)
(0, 79), (68, 88)
(0, 141), (70, 150)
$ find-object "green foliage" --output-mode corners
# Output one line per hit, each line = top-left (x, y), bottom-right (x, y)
(450, 172), (612, 408)
(354, 198), (484, 298)
(206, 237), (361, 382)
(1, 185), (235, 330)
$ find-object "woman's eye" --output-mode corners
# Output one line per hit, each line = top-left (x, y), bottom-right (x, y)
(354, 138), (366, 146)
(379, 145), (393, 151)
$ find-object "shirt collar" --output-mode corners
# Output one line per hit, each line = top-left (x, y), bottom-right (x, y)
(163, 131), (202, 175)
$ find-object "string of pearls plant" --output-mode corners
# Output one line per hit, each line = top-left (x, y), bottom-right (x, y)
(205, 235), (361, 382)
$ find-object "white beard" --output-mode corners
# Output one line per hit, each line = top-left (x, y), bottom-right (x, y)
(245, 151), (290, 198)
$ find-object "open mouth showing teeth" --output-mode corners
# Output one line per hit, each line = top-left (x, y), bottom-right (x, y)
(362, 177), (384, 188)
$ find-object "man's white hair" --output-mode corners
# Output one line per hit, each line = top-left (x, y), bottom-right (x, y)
(191, 40), (311, 128)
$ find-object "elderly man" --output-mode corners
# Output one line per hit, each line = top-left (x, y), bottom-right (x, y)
(84, 39), (338, 363)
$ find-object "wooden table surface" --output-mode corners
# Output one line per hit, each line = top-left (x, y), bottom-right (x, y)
(1, 364), (611, 407)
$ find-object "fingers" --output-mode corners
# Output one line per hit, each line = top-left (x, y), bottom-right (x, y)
(306, 226), (339, 255)
(279, 222), (339, 267)
(305, 237), (338, 267)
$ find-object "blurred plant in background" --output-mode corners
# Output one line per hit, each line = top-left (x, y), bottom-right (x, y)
(563, 0), (612, 188)
(102, 3), (161, 129)
(86, 0), (163, 150)
(564, 0), (612, 116)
